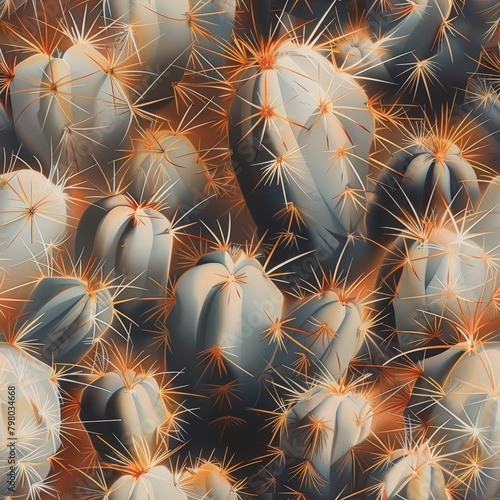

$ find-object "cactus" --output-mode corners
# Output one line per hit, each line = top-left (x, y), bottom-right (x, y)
(276, 378), (373, 498)
(75, 194), (173, 301)
(179, 461), (241, 500)
(0, 342), (61, 498)
(0, 168), (67, 274)
(166, 247), (283, 392)
(366, 117), (480, 245)
(285, 289), (364, 380)
(125, 126), (211, 213)
(378, 221), (493, 355)
(364, 439), (452, 500)
(9, 43), (131, 173)
(103, 0), (192, 105)
(229, 39), (374, 275)
(407, 343), (500, 499)
(80, 368), (170, 462)
(19, 275), (114, 365)
(109, 466), (187, 500)
(186, 0), (236, 73)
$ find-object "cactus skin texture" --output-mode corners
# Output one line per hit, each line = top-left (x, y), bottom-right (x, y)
(125, 128), (211, 213)
(364, 440), (452, 500)
(104, 0), (192, 104)
(367, 143), (480, 245)
(166, 248), (283, 394)
(285, 289), (364, 381)
(377, 223), (493, 356)
(277, 381), (373, 498)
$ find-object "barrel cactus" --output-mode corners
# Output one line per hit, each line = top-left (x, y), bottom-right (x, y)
(377, 220), (493, 355)
(285, 288), (364, 380)
(0, 342), (61, 498)
(407, 343), (500, 499)
(166, 247), (283, 391)
(277, 379), (373, 498)
(109, 466), (187, 500)
(364, 439), (452, 499)
(9, 43), (131, 172)
(125, 126), (211, 213)
(75, 193), (173, 300)
(19, 275), (115, 365)
(229, 39), (374, 274)
(0, 168), (67, 274)
(104, 0), (192, 104)
(80, 368), (170, 462)
(179, 461), (241, 500)
(367, 134), (480, 245)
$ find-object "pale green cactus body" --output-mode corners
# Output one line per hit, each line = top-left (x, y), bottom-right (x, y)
(109, 466), (187, 500)
(0, 343), (61, 497)
(80, 369), (170, 462)
(20, 276), (114, 365)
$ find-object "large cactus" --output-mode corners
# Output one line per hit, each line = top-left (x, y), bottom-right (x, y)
(277, 379), (373, 498)
(166, 247), (283, 398)
(229, 39), (374, 274)
(377, 221), (493, 355)
(9, 43), (131, 173)
(367, 140), (480, 245)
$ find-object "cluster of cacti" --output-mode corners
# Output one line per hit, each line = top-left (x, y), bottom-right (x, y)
(0, 1), (498, 499)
